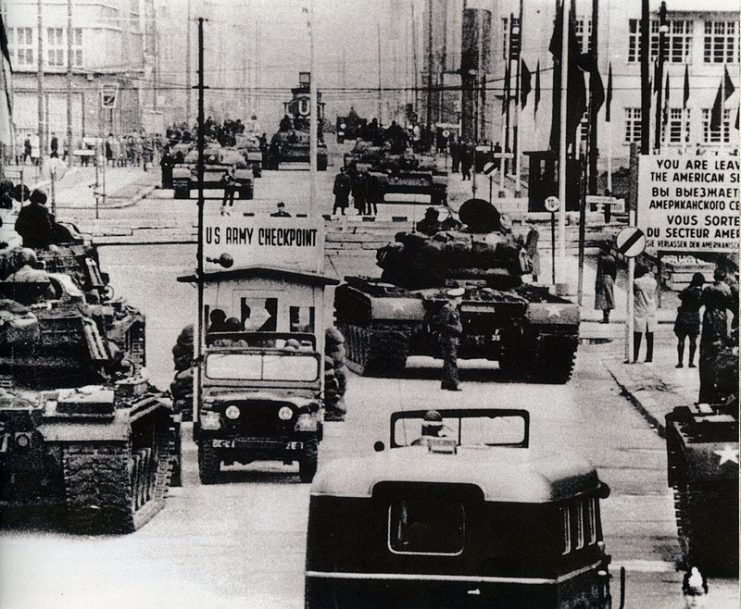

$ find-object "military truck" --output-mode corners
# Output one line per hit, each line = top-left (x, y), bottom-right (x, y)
(343, 140), (448, 205)
(182, 213), (338, 484)
(0, 233), (179, 533)
(265, 129), (328, 171)
(172, 145), (254, 200)
(334, 200), (579, 383)
(665, 335), (738, 575)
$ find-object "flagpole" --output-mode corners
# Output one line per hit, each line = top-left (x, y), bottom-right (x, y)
(557, 0), (569, 278)
(720, 65), (725, 154)
(514, 0), (524, 197)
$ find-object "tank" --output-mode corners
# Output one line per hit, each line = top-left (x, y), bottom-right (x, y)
(266, 129), (328, 171)
(172, 145), (254, 200)
(234, 133), (263, 177)
(334, 200), (579, 383)
(0, 234), (180, 533)
(335, 110), (367, 143)
(665, 335), (738, 575)
(343, 139), (448, 206)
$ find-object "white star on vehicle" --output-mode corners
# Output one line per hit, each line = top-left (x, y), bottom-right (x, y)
(544, 305), (561, 318)
(391, 301), (407, 312)
(715, 445), (739, 465)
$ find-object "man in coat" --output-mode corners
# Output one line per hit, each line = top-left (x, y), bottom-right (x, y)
(14, 189), (54, 249)
(332, 168), (351, 215)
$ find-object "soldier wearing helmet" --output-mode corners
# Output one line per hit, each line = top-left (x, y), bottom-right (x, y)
(437, 287), (465, 391)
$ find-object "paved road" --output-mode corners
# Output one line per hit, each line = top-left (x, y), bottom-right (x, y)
(1, 163), (737, 609)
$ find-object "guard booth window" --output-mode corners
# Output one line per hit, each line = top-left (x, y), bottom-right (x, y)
(388, 499), (465, 556)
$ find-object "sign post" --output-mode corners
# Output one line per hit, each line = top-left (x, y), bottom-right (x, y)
(483, 161), (497, 206)
(616, 226), (646, 363)
(544, 196), (560, 285)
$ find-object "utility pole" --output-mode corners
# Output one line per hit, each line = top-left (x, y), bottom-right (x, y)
(425, 0), (433, 130)
(411, 1), (418, 112)
(439, 0), (447, 123)
(185, 0), (192, 126)
(194, 16), (206, 430)
(66, 0), (73, 167)
(513, 1), (523, 191)
(377, 21), (383, 123)
(653, 1), (667, 152)
(557, 0), (570, 275)
(640, 0), (651, 155)
(37, 0), (45, 173)
(309, 0), (318, 215)
(588, 0), (599, 194)
(153, 8), (159, 111)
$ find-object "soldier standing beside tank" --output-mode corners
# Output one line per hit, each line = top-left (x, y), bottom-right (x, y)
(417, 207), (442, 236)
(698, 268), (733, 404)
(332, 168), (351, 215)
(351, 170), (368, 216)
(437, 287), (465, 391)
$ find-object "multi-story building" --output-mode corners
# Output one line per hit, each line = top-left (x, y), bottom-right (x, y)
(4, 0), (156, 150)
(422, 0), (739, 170)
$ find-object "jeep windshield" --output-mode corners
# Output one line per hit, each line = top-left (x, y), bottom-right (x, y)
(205, 351), (319, 382)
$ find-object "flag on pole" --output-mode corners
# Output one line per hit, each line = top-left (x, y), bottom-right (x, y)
(663, 73), (670, 127)
(521, 61), (532, 108)
(548, 0), (586, 152)
(502, 64), (511, 114)
(682, 64), (690, 108)
(605, 63), (613, 122)
(653, 60), (660, 94)
(710, 65), (736, 131)
(0, 16), (13, 147)
(534, 60), (541, 116)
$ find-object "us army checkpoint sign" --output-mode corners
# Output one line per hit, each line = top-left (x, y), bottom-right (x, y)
(203, 214), (324, 273)
(637, 154), (739, 252)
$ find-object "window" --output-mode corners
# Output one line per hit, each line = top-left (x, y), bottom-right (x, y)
(575, 501), (585, 549)
(625, 108), (642, 144)
(702, 108), (731, 144)
(704, 21), (739, 64)
(47, 28), (64, 67)
(628, 18), (692, 63)
(575, 17), (592, 53)
(560, 505), (572, 554)
(502, 16), (520, 60)
(668, 108), (690, 144)
(11, 27), (34, 67)
(72, 28), (83, 67)
(388, 500), (465, 555)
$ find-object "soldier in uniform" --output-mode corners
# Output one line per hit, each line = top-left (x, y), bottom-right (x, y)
(437, 287), (465, 391)
(698, 268), (733, 404)
(417, 207), (442, 236)
(14, 189), (54, 249)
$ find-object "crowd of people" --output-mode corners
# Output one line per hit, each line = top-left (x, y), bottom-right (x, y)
(166, 115), (264, 149)
(332, 167), (381, 216)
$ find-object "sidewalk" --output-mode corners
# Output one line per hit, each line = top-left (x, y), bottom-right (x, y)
(602, 327), (700, 436)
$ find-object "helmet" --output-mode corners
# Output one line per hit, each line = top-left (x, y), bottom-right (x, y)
(421, 410), (444, 437)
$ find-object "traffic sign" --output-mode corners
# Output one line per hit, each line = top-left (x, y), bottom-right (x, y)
(442, 129), (450, 138)
(616, 227), (646, 258)
(544, 196), (560, 213)
(483, 161), (496, 176)
(100, 84), (118, 109)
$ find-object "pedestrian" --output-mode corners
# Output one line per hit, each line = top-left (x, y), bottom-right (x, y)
(332, 167), (351, 215)
(674, 272), (705, 369)
(594, 245), (617, 323)
(632, 263), (657, 363)
(50, 133), (59, 158)
(160, 148), (174, 189)
(14, 189), (54, 249)
(105, 134), (115, 166)
(437, 287), (465, 391)
(698, 268), (733, 403)
(460, 142), (473, 181)
(220, 168), (238, 215)
(449, 135), (459, 173)
(366, 172), (380, 216)
(493, 141), (502, 170)
(270, 201), (291, 217)
(351, 170), (367, 215)
(22, 133), (32, 164)
(525, 226), (541, 283)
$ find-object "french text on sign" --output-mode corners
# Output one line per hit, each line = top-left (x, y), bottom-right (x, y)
(616, 227), (646, 258)
(637, 154), (740, 253)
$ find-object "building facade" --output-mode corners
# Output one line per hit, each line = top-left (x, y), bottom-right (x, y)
(4, 0), (156, 152)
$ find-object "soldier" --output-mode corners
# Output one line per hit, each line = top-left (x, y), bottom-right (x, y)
(417, 207), (442, 236)
(351, 170), (367, 215)
(437, 287), (465, 391)
(698, 268), (733, 404)
(14, 189), (54, 249)
(332, 168), (351, 215)
(270, 201), (291, 217)
(160, 147), (175, 189)
(221, 168), (238, 215)
(460, 142), (473, 181)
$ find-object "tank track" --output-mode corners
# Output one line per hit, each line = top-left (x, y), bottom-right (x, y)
(62, 430), (173, 534)
(340, 322), (409, 377)
(672, 481), (739, 575)
(500, 333), (577, 384)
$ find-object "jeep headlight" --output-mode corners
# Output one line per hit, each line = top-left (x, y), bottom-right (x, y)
(225, 405), (240, 420)
(278, 406), (294, 421)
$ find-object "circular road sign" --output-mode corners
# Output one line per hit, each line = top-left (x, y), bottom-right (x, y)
(616, 226), (646, 258)
(442, 129), (450, 138)
(483, 161), (497, 175)
(544, 196), (560, 213)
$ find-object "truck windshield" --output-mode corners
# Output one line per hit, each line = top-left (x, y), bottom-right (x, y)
(205, 352), (319, 382)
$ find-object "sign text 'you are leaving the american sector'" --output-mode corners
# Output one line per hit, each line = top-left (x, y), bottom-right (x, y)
(637, 155), (739, 253)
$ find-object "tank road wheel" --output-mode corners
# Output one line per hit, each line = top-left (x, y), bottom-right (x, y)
(299, 438), (319, 483)
(198, 440), (220, 485)
(62, 424), (173, 534)
(169, 422), (183, 488)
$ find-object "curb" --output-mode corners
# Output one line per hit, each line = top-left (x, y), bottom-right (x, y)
(603, 358), (666, 437)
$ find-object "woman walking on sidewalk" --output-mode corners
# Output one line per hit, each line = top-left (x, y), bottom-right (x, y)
(673, 272), (705, 368)
(594, 246), (617, 323)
